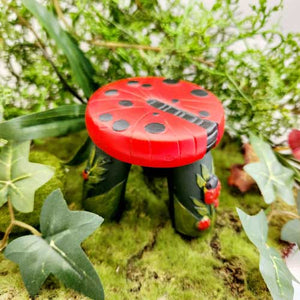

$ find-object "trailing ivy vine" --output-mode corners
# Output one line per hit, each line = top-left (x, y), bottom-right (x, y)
(0, 141), (104, 299)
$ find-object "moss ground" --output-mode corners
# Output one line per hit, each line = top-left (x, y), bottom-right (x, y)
(0, 132), (292, 299)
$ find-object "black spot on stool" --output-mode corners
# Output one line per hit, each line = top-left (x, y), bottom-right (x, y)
(105, 89), (118, 96)
(163, 79), (179, 84)
(99, 113), (113, 122)
(113, 120), (130, 131)
(119, 100), (133, 106)
(172, 99), (179, 103)
(145, 123), (166, 134)
(191, 89), (208, 97)
(142, 84), (152, 88)
(153, 112), (159, 116)
(199, 110), (210, 117)
(127, 80), (139, 86)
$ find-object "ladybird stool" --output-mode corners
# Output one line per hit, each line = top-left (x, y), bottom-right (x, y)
(83, 77), (225, 237)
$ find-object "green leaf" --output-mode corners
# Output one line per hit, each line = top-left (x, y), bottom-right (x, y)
(0, 138), (7, 148)
(244, 134), (294, 205)
(281, 219), (300, 248)
(0, 104), (3, 122)
(0, 105), (86, 141)
(259, 247), (295, 300)
(65, 137), (94, 165)
(22, 0), (97, 98)
(5, 189), (104, 299)
(192, 197), (203, 208)
(237, 208), (295, 300)
(84, 149), (108, 186)
(0, 141), (54, 212)
(297, 190), (300, 215)
(201, 164), (210, 181)
(191, 197), (208, 215)
(236, 208), (267, 248)
(196, 174), (206, 188)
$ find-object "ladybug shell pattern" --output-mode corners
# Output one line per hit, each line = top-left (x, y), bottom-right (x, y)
(86, 77), (225, 168)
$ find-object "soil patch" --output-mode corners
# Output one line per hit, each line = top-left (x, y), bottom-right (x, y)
(210, 234), (245, 297)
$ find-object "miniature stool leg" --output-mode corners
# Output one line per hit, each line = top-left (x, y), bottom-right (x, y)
(82, 145), (131, 220)
(168, 152), (220, 237)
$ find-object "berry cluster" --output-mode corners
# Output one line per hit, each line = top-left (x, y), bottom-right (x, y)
(196, 175), (221, 231)
(204, 179), (221, 208)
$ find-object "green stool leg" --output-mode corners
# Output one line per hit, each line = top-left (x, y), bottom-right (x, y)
(82, 145), (131, 220)
(168, 152), (220, 237)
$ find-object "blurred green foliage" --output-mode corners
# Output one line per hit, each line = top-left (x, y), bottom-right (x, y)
(0, 0), (299, 140)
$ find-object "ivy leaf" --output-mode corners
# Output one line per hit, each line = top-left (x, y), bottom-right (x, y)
(236, 208), (267, 248)
(4, 189), (104, 299)
(281, 219), (300, 248)
(237, 208), (296, 300)
(259, 247), (296, 300)
(244, 133), (294, 205)
(0, 141), (54, 212)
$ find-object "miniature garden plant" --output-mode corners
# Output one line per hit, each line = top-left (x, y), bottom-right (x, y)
(0, 141), (104, 299)
(0, 0), (299, 299)
(237, 208), (296, 300)
(237, 133), (300, 300)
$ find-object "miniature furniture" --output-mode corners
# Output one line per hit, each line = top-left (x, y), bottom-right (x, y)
(83, 77), (225, 237)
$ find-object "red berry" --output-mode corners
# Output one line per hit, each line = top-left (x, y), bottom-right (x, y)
(204, 189), (215, 204)
(197, 216), (211, 230)
(82, 169), (89, 181)
(204, 180), (221, 204)
(213, 198), (219, 208)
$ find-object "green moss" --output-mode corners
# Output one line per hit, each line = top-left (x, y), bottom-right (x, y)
(33, 130), (88, 160)
(0, 134), (290, 299)
(0, 151), (65, 233)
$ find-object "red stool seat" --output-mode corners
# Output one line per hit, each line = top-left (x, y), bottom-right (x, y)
(85, 77), (225, 168)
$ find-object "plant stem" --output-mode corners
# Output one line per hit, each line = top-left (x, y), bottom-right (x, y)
(89, 39), (215, 67)
(225, 71), (254, 108)
(267, 209), (300, 222)
(0, 198), (41, 251)
(12, 220), (41, 237)
(273, 146), (290, 152)
(8, 197), (15, 222)
(0, 223), (14, 251)
(0, 198), (15, 251)
(90, 39), (161, 52)
(52, 0), (72, 32)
